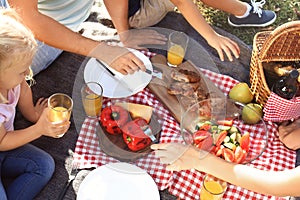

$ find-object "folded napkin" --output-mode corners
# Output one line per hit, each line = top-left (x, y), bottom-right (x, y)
(263, 92), (300, 122)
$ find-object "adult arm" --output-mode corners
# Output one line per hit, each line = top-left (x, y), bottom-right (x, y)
(103, 0), (167, 50)
(104, 0), (130, 33)
(151, 143), (300, 197)
(8, 0), (145, 74)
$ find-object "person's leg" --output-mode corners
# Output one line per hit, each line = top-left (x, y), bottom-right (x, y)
(201, 0), (248, 16)
(31, 41), (63, 76)
(201, 0), (276, 27)
(129, 0), (175, 28)
(0, 156), (8, 200)
(128, 0), (141, 17)
(1, 144), (55, 200)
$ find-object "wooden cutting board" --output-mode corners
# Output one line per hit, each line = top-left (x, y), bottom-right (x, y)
(147, 54), (229, 124)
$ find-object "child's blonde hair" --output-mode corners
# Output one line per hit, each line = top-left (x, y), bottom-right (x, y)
(0, 8), (37, 76)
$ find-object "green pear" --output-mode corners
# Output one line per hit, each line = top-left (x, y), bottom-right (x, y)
(228, 83), (253, 104)
(242, 103), (263, 124)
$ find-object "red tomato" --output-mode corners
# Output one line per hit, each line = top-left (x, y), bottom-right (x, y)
(234, 146), (247, 164)
(222, 148), (235, 162)
(195, 134), (213, 151)
(214, 145), (223, 157)
(193, 130), (210, 144)
(199, 124), (211, 131)
(215, 130), (228, 147)
(240, 132), (250, 152)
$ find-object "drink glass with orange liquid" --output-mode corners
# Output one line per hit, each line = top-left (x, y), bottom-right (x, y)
(200, 174), (227, 200)
(167, 31), (189, 67)
(81, 82), (103, 118)
(48, 93), (73, 138)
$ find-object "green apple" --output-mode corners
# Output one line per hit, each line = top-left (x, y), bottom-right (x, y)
(242, 103), (263, 124)
(229, 83), (254, 104)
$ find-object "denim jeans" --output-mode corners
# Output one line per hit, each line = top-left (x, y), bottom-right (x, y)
(0, 144), (55, 200)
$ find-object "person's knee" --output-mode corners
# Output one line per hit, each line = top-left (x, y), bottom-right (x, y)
(28, 151), (55, 183)
(38, 154), (55, 181)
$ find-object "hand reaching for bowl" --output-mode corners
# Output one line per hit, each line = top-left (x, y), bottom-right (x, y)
(151, 143), (209, 171)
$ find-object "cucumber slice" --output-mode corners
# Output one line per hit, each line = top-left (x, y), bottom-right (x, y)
(230, 132), (237, 141)
(218, 125), (231, 131)
(229, 126), (239, 134)
(223, 142), (236, 150)
(224, 136), (230, 143)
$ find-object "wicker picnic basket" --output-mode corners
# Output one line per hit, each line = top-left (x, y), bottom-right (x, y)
(249, 20), (300, 106)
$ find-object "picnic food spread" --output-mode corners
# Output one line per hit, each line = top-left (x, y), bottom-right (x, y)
(75, 61), (296, 200)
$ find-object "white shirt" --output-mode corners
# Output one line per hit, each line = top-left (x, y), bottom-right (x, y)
(38, 0), (94, 31)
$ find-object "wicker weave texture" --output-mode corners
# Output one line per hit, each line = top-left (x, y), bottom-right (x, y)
(250, 21), (300, 105)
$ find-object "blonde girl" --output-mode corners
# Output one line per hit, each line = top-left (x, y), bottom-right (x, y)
(0, 8), (70, 199)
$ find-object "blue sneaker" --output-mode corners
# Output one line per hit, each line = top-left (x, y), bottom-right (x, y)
(228, 0), (276, 27)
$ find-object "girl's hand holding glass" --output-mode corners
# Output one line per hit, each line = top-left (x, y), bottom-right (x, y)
(35, 108), (70, 138)
(33, 97), (48, 120)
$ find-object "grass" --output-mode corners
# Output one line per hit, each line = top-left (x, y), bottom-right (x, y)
(196, 0), (300, 45)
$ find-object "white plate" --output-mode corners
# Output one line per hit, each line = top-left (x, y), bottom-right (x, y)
(84, 49), (153, 98)
(77, 162), (160, 200)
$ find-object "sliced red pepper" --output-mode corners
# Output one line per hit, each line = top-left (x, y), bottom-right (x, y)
(240, 132), (250, 152)
(100, 105), (129, 135)
(122, 118), (151, 151)
(215, 130), (228, 147)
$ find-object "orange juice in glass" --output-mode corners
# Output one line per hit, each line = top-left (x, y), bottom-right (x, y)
(200, 174), (227, 200)
(48, 93), (73, 137)
(167, 31), (189, 67)
(81, 82), (103, 118)
(167, 44), (185, 66)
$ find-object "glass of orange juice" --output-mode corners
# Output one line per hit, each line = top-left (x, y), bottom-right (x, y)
(81, 82), (103, 118)
(167, 31), (189, 67)
(48, 93), (73, 137)
(200, 174), (227, 200)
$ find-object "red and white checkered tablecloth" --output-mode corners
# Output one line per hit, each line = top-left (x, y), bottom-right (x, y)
(263, 92), (300, 122)
(74, 66), (296, 200)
